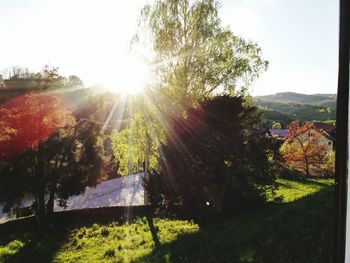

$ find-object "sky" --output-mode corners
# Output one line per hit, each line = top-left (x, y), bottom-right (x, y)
(0, 0), (339, 96)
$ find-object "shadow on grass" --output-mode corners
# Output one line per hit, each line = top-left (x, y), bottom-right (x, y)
(1, 226), (70, 263)
(0, 207), (158, 263)
(135, 187), (334, 263)
(275, 179), (332, 190)
(146, 214), (161, 248)
(277, 168), (334, 188)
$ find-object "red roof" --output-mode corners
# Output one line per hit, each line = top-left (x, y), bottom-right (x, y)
(314, 123), (336, 133)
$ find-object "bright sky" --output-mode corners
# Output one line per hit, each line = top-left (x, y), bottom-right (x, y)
(0, 0), (339, 96)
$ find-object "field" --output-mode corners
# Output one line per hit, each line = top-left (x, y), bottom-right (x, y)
(0, 177), (334, 263)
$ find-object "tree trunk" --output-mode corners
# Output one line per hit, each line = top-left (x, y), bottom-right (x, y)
(305, 157), (310, 177)
(35, 193), (48, 231)
(46, 188), (55, 222)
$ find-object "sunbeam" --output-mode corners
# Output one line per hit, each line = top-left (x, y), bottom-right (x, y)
(101, 94), (127, 133)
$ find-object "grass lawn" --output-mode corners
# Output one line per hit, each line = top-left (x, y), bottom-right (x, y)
(271, 177), (334, 202)
(0, 177), (334, 263)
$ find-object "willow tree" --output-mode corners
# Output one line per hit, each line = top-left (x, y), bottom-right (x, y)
(133, 0), (268, 112)
(111, 111), (164, 176)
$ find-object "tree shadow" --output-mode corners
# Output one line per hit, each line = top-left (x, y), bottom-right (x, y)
(277, 168), (334, 188)
(146, 214), (161, 248)
(135, 187), (334, 263)
(275, 179), (332, 190)
(1, 226), (70, 263)
(0, 206), (154, 262)
(278, 166), (334, 184)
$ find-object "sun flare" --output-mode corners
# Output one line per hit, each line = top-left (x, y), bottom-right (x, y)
(100, 55), (150, 94)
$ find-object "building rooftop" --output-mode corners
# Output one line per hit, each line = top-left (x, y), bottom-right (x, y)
(0, 173), (145, 224)
(268, 129), (289, 138)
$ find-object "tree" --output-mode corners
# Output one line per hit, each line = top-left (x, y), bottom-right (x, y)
(0, 93), (106, 228)
(280, 121), (328, 177)
(0, 93), (75, 158)
(112, 0), (269, 179)
(111, 110), (164, 176)
(272, 122), (282, 129)
(64, 75), (84, 88)
(321, 150), (335, 177)
(133, 0), (268, 113)
(1, 65), (81, 91)
(145, 96), (276, 221)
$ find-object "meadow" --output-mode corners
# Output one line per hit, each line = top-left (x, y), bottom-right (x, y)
(0, 176), (334, 263)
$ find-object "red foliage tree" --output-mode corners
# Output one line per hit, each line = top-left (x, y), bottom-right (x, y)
(280, 121), (328, 176)
(0, 92), (75, 158)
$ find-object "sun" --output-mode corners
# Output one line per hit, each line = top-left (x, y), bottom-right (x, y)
(101, 54), (150, 94)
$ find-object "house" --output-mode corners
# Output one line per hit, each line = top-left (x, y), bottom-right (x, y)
(268, 124), (335, 153)
(0, 172), (145, 224)
(299, 128), (335, 153)
(283, 126), (335, 153)
(314, 122), (336, 147)
(314, 122), (336, 134)
(54, 172), (145, 212)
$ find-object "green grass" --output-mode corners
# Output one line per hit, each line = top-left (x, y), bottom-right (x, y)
(271, 178), (334, 202)
(0, 177), (334, 263)
(0, 218), (199, 263)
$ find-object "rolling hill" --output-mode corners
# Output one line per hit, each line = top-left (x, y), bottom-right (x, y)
(255, 92), (336, 108)
(253, 92), (337, 128)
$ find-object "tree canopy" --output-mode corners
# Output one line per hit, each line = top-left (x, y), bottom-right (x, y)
(272, 122), (282, 129)
(280, 121), (330, 177)
(133, 0), (268, 112)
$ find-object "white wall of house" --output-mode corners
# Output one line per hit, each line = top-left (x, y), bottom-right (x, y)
(317, 135), (333, 153)
(297, 128), (333, 154)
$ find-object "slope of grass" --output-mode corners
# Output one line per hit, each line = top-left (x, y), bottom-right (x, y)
(272, 178), (334, 202)
(138, 188), (334, 263)
(55, 219), (199, 263)
(0, 218), (199, 263)
(0, 177), (334, 263)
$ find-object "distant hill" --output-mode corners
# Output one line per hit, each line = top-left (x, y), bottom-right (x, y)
(260, 109), (294, 128)
(253, 92), (337, 128)
(255, 92), (336, 108)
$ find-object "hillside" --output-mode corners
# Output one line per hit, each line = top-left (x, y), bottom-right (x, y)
(254, 92), (337, 127)
(260, 109), (294, 128)
(255, 92), (336, 108)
